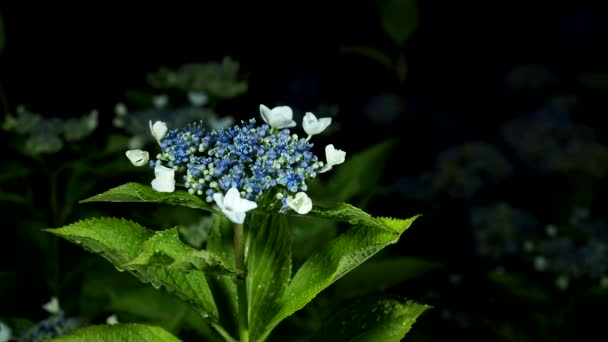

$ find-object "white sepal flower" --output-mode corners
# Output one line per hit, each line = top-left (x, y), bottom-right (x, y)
(151, 164), (176, 193)
(125, 149), (149, 167)
(42, 297), (61, 314)
(0, 321), (12, 342)
(149, 120), (168, 144)
(213, 187), (258, 224)
(319, 144), (346, 173)
(286, 192), (313, 214)
(188, 91), (209, 107)
(106, 314), (119, 325)
(153, 94), (169, 108)
(302, 112), (332, 140)
(259, 104), (297, 129)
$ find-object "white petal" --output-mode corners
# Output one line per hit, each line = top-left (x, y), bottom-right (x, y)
(125, 149), (149, 167)
(223, 187), (243, 211)
(151, 164), (175, 192)
(233, 197), (258, 213)
(42, 297), (61, 314)
(213, 193), (226, 211)
(325, 144), (346, 166)
(259, 104), (272, 125)
(303, 112), (332, 137)
(224, 210), (246, 224)
(188, 91), (209, 107)
(149, 120), (168, 143)
(286, 192), (312, 214)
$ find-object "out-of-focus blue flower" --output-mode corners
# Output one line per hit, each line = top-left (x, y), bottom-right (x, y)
(501, 103), (608, 179)
(470, 202), (539, 262)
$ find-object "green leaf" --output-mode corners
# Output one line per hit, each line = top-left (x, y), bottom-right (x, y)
(204, 214), (239, 338)
(246, 213), (292, 340)
(259, 215), (419, 340)
(309, 203), (408, 233)
(81, 183), (405, 233)
(319, 139), (395, 205)
(80, 182), (215, 212)
(125, 228), (234, 275)
(47, 218), (220, 321)
(311, 295), (430, 342)
(380, 0), (419, 46)
(51, 323), (182, 342)
(331, 257), (445, 302)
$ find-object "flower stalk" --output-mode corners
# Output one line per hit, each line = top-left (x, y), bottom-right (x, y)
(234, 223), (249, 342)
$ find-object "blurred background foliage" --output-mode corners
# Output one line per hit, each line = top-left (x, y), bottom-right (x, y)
(1, 0), (608, 340)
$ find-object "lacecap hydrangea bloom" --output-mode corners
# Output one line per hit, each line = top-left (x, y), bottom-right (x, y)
(126, 104), (345, 224)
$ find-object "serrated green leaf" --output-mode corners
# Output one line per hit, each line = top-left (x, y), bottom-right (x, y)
(380, 0), (419, 46)
(47, 218), (220, 321)
(246, 213), (291, 341)
(309, 203), (412, 233)
(321, 139), (395, 205)
(258, 215), (419, 340)
(80, 182), (215, 212)
(311, 295), (430, 342)
(125, 228), (234, 275)
(50, 323), (182, 342)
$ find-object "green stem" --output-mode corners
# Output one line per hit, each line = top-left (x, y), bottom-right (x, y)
(211, 322), (238, 342)
(234, 223), (249, 342)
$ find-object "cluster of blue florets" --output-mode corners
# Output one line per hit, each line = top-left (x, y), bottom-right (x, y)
(18, 310), (79, 342)
(150, 118), (322, 202)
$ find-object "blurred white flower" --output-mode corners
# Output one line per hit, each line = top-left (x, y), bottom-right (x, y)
(188, 91), (209, 107)
(114, 102), (128, 116)
(0, 321), (11, 342)
(106, 314), (119, 325)
(153, 94), (169, 109)
(42, 296), (61, 314)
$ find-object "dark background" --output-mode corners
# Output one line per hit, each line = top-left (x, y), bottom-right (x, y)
(2, 1), (608, 341)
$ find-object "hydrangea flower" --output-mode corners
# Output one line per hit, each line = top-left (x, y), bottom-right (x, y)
(319, 144), (346, 173)
(149, 120), (168, 144)
(213, 187), (258, 224)
(139, 104), (347, 223)
(259, 104), (296, 129)
(286, 192), (313, 214)
(125, 149), (149, 167)
(302, 112), (331, 141)
(151, 164), (176, 192)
